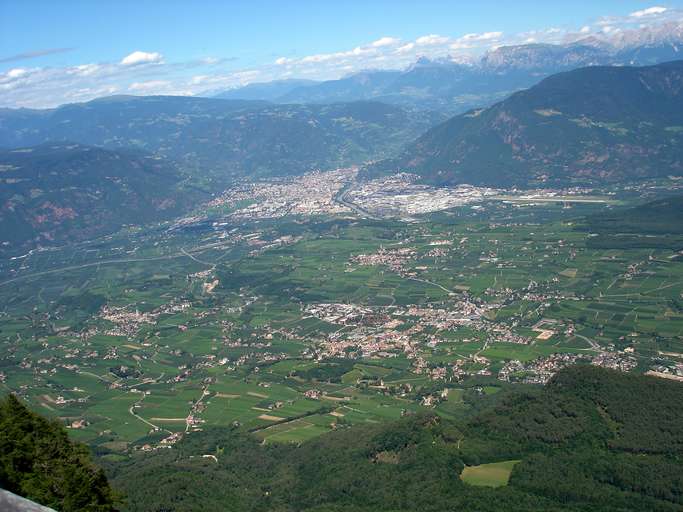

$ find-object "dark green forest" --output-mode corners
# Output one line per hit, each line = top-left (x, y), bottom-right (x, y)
(4, 366), (682, 511)
(102, 366), (683, 512)
(0, 394), (118, 511)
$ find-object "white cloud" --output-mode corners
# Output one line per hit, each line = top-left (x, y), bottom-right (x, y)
(191, 70), (260, 88)
(233, 70), (260, 81)
(415, 34), (450, 45)
(128, 80), (170, 91)
(395, 42), (415, 54)
(580, 25), (591, 33)
(281, 44), (377, 67)
(120, 51), (164, 66)
(70, 63), (101, 77)
(461, 31), (502, 41)
(630, 6), (667, 17)
(371, 36), (400, 47)
(449, 31), (502, 50)
(66, 85), (120, 101)
(7, 68), (27, 78)
(191, 75), (209, 85)
(0, 67), (42, 92)
(301, 53), (334, 64)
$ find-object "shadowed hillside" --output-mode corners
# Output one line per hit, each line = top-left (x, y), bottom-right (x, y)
(371, 61), (683, 187)
(0, 143), (197, 253)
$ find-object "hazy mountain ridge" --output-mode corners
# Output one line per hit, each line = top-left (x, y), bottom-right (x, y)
(0, 96), (442, 183)
(212, 79), (320, 101)
(369, 60), (683, 187)
(0, 95), (268, 150)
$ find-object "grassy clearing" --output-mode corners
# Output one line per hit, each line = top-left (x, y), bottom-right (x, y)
(460, 460), (520, 487)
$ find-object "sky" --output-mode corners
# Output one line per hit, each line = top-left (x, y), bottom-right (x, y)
(1, 1), (683, 108)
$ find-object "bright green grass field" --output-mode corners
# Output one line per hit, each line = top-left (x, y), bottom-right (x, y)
(460, 460), (520, 487)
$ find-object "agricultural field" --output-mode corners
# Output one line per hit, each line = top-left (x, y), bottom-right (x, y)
(1, 180), (682, 453)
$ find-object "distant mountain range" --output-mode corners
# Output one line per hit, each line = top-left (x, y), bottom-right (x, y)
(0, 144), (196, 252)
(0, 96), (442, 184)
(369, 60), (683, 187)
(215, 25), (683, 114)
(213, 79), (320, 101)
(2, 50), (683, 252)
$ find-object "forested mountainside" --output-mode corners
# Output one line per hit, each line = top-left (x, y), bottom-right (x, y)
(0, 395), (117, 511)
(0, 143), (196, 252)
(370, 60), (683, 187)
(102, 366), (683, 512)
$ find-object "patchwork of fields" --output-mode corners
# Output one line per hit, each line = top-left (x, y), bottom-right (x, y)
(1, 194), (682, 452)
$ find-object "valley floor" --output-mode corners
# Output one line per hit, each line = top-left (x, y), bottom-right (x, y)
(1, 173), (682, 453)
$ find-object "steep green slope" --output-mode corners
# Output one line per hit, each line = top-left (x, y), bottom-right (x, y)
(104, 366), (683, 511)
(0, 395), (117, 511)
(0, 143), (196, 253)
(373, 60), (683, 187)
(0, 96), (440, 182)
